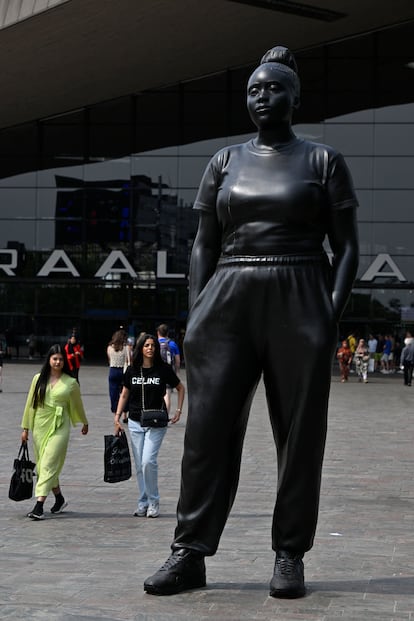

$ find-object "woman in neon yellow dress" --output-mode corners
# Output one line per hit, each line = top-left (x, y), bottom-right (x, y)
(21, 344), (89, 520)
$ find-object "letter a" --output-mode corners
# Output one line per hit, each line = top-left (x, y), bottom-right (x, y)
(94, 251), (137, 278)
(37, 250), (80, 276)
(360, 253), (406, 282)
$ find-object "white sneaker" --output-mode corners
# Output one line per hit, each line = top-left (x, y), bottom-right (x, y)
(133, 503), (148, 517)
(147, 503), (160, 518)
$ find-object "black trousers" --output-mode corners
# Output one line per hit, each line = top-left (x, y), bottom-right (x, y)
(403, 362), (413, 385)
(173, 255), (338, 556)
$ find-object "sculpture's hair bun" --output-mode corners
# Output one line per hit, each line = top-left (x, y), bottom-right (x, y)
(260, 45), (298, 75)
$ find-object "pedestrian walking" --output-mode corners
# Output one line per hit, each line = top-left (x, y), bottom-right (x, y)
(20, 344), (89, 520)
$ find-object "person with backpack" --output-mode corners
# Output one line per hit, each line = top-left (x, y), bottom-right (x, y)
(156, 324), (181, 413)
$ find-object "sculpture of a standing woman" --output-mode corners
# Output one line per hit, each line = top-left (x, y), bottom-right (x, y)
(144, 45), (359, 598)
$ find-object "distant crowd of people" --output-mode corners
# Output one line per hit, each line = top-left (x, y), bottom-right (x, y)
(336, 330), (414, 386)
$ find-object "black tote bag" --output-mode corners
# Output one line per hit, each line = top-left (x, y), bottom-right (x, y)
(8, 443), (36, 501)
(104, 431), (132, 483)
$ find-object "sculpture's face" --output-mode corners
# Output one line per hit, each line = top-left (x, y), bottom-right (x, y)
(247, 64), (296, 129)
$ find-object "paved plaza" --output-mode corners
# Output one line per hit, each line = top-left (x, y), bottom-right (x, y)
(0, 360), (413, 621)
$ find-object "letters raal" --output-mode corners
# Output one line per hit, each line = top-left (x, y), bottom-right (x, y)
(0, 249), (185, 280)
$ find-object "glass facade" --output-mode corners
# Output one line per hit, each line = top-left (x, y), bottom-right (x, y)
(1, 21), (414, 356)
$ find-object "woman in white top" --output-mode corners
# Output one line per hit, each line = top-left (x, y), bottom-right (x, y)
(107, 329), (130, 421)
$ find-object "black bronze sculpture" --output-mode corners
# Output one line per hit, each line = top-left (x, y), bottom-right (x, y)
(144, 45), (359, 598)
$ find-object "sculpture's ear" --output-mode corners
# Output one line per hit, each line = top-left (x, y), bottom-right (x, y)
(293, 95), (300, 109)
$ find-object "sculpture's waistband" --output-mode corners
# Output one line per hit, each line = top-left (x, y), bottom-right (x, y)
(217, 254), (327, 267)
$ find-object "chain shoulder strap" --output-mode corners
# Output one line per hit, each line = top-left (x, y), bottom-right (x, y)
(140, 367), (145, 410)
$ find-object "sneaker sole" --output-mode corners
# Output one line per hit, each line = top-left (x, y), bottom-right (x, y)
(27, 513), (45, 521)
(51, 501), (68, 514)
(269, 585), (306, 599)
(144, 577), (206, 596)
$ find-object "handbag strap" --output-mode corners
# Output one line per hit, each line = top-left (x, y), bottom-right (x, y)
(140, 367), (145, 410)
(18, 442), (30, 460)
(140, 367), (166, 412)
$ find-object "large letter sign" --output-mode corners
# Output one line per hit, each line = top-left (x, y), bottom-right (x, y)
(95, 251), (137, 278)
(37, 250), (80, 277)
(156, 250), (185, 278)
(1, 248), (407, 283)
(360, 253), (407, 283)
(0, 249), (18, 275)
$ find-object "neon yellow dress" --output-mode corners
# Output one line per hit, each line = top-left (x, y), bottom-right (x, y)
(21, 373), (88, 497)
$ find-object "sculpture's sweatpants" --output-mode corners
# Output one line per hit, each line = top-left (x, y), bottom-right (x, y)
(173, 255), (338, 556)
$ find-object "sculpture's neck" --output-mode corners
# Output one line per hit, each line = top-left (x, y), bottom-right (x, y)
(253, 125), (296, 149)
(255, 125), (296, 149)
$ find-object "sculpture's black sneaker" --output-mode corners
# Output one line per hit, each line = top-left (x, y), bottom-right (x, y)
(269, 550), (306, 598)
(144, 548), (206, 595)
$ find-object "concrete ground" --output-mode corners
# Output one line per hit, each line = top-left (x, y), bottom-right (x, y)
(0, 361), (413, 621)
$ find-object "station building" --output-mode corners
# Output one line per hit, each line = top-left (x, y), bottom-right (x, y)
(1, 1), (414, 356)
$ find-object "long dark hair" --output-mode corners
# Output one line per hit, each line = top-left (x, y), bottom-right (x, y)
(32, 344), (71, 409)
(132, 333), (163, 368)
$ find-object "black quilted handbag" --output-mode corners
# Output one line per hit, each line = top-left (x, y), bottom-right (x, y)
(140, 408), (169, 428)
(139, 367), (169, 428)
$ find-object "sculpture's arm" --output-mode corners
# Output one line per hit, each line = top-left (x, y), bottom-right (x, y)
(327, 207), (359, 321)
(188, 210), (221, 310)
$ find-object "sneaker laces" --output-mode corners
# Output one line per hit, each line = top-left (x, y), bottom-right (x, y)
(275, 555), (300, 575)
(159, 551), (187, 572)
(160, 549), (202, 572)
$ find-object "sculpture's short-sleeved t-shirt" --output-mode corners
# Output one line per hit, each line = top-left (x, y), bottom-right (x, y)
(194, 138), (358, 256)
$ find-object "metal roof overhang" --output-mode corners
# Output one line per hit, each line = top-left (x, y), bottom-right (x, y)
(0, 0), (414, 129)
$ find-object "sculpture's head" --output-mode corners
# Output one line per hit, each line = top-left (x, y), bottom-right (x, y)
(247, 45), (300, 129)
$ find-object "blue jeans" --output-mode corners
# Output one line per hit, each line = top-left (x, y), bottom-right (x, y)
(127, 418), (167, 506)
